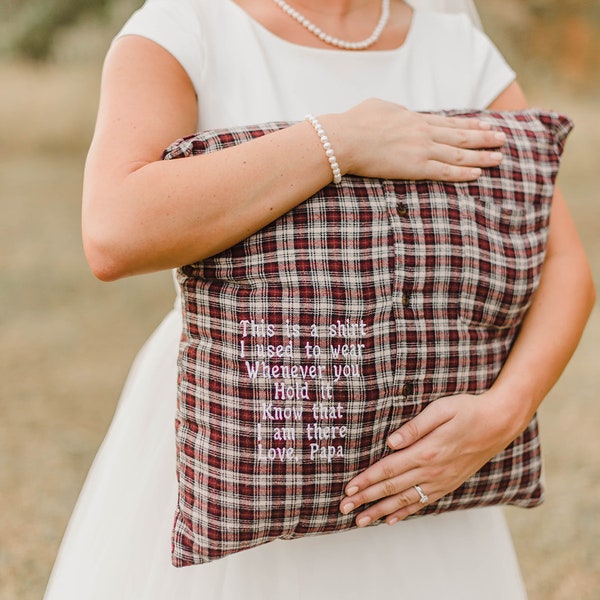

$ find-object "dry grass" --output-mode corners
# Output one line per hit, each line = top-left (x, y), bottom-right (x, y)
(1, 21), (599, 600)
(0, 56), (175, 598)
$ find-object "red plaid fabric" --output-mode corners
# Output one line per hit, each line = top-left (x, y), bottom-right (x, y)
(163, 109), (572, 566)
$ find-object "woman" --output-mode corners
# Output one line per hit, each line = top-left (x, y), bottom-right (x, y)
(45, 0), (594, 598)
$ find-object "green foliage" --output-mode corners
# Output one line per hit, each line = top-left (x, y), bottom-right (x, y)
(3, 0), (111, 60)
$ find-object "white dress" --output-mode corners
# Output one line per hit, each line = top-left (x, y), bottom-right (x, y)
(44, 1), (528, 598)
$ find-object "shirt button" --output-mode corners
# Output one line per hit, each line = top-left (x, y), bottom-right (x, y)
(401, 382), (414, 397)
(398, 203), (408, 217)
(402, 292), (410, 307)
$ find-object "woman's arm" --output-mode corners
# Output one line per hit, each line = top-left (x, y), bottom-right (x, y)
(83, 36), (506, 280)
(83, 36), (331, 280)
(480, 82), (595, 426)
(339, 81), (596, 525)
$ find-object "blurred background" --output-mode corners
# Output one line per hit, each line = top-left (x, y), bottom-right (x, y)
(0, 1), (598, 598)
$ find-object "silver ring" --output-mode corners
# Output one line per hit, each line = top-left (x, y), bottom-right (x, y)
(414, 484), (429, 504)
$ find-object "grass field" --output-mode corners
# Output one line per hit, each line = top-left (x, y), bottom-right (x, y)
(1, 18), (599, 600)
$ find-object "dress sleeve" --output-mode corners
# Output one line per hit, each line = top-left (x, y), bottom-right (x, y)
(466, 18), (516, 108)
(422, 12), (516, 110)
(114, 0), (205, 98)
(404, 11), (515, 111)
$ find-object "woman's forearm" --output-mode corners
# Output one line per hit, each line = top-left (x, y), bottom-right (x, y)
(82, 121), (334, 280)
(82, 37), (334, 280)
(483, 82), (595, 436)
(83, 108), (505, 281)
(487, 189), (595, 439)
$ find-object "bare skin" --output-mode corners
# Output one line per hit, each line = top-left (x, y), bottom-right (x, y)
(234, 0), (415, 50)
(82, 0), (595, 527)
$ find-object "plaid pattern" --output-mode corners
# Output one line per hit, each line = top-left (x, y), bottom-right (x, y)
(163, 109), (573, 566)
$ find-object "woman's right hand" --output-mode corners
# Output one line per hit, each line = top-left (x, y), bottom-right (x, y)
(323, 98), (506, 182)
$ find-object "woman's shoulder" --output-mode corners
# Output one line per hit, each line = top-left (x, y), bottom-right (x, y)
(115, 0), (226, 98)
(405, 9), (515, 109)
(408, 9), (510, 74)
(116, 0), (244, 52)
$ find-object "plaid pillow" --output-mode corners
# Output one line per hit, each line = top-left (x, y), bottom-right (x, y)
(164, 109), (572, 566)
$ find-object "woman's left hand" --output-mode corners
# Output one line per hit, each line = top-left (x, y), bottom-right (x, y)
(339, 392), (520, 526)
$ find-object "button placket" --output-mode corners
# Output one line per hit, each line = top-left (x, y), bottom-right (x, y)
(385, 180), (416, 403)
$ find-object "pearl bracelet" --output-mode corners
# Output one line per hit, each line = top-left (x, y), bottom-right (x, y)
(305, 114), (342, 184)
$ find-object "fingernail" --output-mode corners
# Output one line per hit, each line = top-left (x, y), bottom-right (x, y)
(494, 131), (506, 142)
(388, 433), (403, 448)
(387, 517), (399, 526)
(345, 486), (359, 497)
(491, 152), (503, 161)
(357, 516), (371, 527)
(470, 168), (482, 178)
(341, 502), (355, 515)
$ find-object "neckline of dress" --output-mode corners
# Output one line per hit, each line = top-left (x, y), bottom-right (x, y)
(224, 0), (418, 56)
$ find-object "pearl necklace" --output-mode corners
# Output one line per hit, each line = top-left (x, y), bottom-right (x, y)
(273, 0), (390, 51)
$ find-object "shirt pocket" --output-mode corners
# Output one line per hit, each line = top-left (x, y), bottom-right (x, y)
(458, 194), (551, 330)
